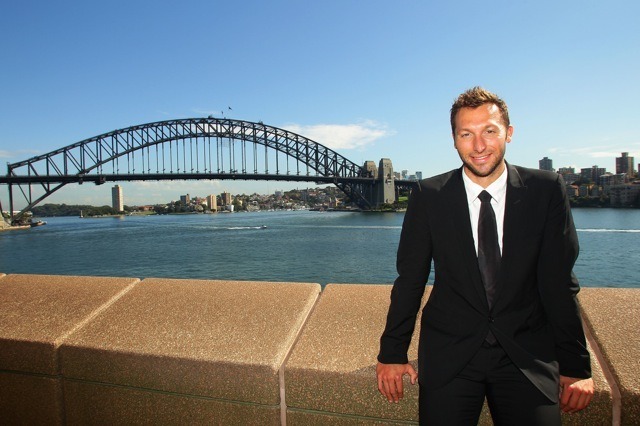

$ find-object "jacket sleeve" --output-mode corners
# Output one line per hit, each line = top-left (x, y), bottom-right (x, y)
(537, 174), (591, 378)
(378, 184), (431, 364)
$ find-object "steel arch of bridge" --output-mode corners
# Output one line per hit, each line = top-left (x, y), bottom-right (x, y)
(1, 118), (379, 222)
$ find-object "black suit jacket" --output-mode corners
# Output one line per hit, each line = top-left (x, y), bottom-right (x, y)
(378, 163), (591, 402)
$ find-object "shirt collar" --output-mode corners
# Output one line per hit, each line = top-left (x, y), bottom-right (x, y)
(461, 162), (508, 204)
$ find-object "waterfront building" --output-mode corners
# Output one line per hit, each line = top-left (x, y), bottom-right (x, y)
(562, 173), (580, 184)
(600, 173), (629, 192)
(221, 192), (232, 206)
(180, 194), (190, 205)
(416, 171), (423, 180)
(578, 184), (591, 197)
(206, 195), (217, 212)
(539, 156), (554, 171)
(112, 185), (124, 212)
(558, 167), (579, 184)
(616, 152), (635, 179)
(566, 184), (579, 197)
(609, 184), (640, 207)
(581, 166), (606, 184)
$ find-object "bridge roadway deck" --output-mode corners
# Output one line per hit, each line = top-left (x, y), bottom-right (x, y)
(0, 173), (381, 185)
(2, 273), (633, 425)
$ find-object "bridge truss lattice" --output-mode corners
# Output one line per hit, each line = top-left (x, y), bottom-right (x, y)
(1, 118), (377, 223)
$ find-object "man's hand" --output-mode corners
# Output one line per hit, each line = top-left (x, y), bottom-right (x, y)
(559, 376), (594, 413)
(376, 362), (418, 403)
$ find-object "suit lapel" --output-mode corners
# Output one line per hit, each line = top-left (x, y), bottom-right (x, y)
(494, 163), (528, 306)
(443, 168), (489, 310)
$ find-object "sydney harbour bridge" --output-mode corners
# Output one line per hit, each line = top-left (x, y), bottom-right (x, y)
(0, 118), (417, 224)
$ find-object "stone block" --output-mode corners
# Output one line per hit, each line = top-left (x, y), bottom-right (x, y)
(0, 274), (139, 374)
(60, 278), (321, 406)
(0, 274), (138, 422)
(287, 409), (417, 425)
(64, 380), (280, 426)
(0, 371), (63, 425)
(285, 284), (429, 423)
(579, 288), (640, 425)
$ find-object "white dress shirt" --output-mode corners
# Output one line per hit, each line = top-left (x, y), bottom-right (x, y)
(461, 164), (508, 256)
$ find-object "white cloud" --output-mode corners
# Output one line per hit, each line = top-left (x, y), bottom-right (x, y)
(548, 144), (640, 160)
(282, 120), (392, 150)
(0, 149), (40, 159)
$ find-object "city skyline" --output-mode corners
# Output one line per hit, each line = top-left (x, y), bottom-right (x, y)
(102, 150), (635, 209)
(6, 150), (637, 210)
(1, 1), (639, 208)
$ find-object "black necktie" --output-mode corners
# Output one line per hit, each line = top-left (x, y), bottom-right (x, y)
(477, 190), (501, 310)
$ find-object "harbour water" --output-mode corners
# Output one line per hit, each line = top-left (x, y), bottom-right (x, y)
(1, 209), (638, 287)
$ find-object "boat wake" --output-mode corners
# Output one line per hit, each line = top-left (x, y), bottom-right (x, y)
(225, 226), (268, 230)
(578, 228), (640, 233)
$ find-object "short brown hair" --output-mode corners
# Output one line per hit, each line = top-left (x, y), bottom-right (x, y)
(450, 87), (510, 133)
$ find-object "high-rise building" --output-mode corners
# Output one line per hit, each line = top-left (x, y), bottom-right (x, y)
(416, 171), (423, 180)
(580, 166), (606, 184)
(600, 173), (628, 187)
(539, 157), (553, 171)
(112, 185), (124, 212)
(557, 167), (579, 184)
(206, 195), (217, 211)
(616, 152), (635, 178)
(180, 194), (190, 205)
(221, 192), (232, 206)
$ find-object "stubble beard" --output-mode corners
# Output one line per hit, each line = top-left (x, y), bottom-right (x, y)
(461, 151), (505, 179)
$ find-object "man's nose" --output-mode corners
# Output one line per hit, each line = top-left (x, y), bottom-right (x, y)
(473, 136), (487, 152)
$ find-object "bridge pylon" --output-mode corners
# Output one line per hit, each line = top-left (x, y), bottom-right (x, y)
(361, 158), (396, 208)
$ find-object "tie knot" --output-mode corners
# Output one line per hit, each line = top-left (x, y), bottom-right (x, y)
(478, 190), (492, 203)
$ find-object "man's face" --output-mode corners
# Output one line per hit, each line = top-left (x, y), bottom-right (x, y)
(453, 103), (513, 187)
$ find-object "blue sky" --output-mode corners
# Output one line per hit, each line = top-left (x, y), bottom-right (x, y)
(1, 0), (639, 207)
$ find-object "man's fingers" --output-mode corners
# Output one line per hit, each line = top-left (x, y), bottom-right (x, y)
(393, 375), (404, 401)
(384, 374), (402, 402)
(377, 363), (416, 403)
(379, 377), (393, 402)
(408, 364), (418, 385)
(560, 379), (595, 413)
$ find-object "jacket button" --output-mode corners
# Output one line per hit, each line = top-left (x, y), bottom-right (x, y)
(488, 316), (494, 323)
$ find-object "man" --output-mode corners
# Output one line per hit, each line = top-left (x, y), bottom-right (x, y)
(377, 87), (594, 425)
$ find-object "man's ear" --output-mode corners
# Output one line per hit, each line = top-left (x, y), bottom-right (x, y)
(506, 125), (514, 143)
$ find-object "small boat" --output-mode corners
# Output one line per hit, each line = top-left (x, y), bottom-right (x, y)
(30, 220), (47, 227)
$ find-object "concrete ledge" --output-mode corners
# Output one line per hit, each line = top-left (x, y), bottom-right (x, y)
(60, 278), (321, 413)
(579, 288), (640, 425)
(63, 380), (281, 426)
(0, 371), (63, 425)
(0, 274), (634, 424)
(0, 274), (139, 375)
(0, 274), (139, 424)
(285, 284), (426, 423)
